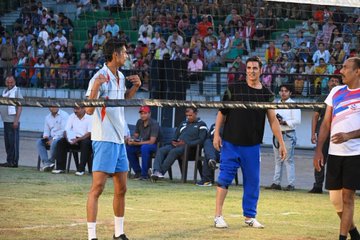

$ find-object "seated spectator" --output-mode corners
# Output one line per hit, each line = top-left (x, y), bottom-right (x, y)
(265, 41), (281, 63)
(178, 14), (192, 40)
(138, 17), (153, 39)
(166, 31), (184, 49)
(154, 40), (169, 60)
(203, 27), (217, 46)
(198, 15), (213, 39)
(118, 30), (130, 43)
(14, 51), (28, 87)
(331, 41), (346, 64)
(312, 42), (330, 66)
(181, 41), (191, 59)
(53, 31), (68, 47)
(37, 107), (69, 171)
(322, 18), (337, 48)
(75, 52), (89, 88)
(196, 124), (220, 186)
(262, 59), (278, 90)
(264, 9), (276, 40)
(280, 42), (296, 63)
(226, 31), (245, 61)
(92, 29), (105, 47)
(59, 57), (70, 87)
(217, 31), (230, 60)
(151, 31), (162, 48)
(105, 0), (123, 15)
(126, 106), (159, 180)
(330, 28), (343, 47)
(224, 8), (241, 26)
(294, 31), (306, 50)
(76, 0), (93, 19)
(138, 32), (152, 46)
(187, 52), (203, 82)
(204, 42), (218, 70)
(30, 57), (45, 87)
(52, 107), (92, 175)
(296, 41), (311, 62)
(314, 58), (328, 95)
(105, 18), (120, 37)
(242, 20), (255, 53)
(253, 22), (266, 48)
(149, 107), (207, 180)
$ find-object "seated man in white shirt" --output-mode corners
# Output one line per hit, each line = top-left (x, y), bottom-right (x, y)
(36, 107), (69, 171)
(52, 107), (92, 175)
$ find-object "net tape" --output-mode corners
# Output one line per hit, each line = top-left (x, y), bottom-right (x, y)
(0, 97), (326, 109)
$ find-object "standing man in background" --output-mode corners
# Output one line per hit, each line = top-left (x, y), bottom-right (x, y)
(0, 76), (22, 168)
(313, 57), (360, 240)
(266, 84), (301, 191)
(85, 38), (141, 240)
(309, 76), (340, 193)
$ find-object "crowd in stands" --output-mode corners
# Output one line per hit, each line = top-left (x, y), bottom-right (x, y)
(0, 0), (360, 95)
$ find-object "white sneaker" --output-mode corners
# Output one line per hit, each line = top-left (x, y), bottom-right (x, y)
(52, 169), (65, 174)
(214, 216), (228, 228)
(75, 171), (85, 176)
(151, 171), (164, 179)
(245, 218), (264, 228)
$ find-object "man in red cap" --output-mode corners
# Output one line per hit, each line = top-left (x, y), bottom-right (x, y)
(126, 106), (160, 180)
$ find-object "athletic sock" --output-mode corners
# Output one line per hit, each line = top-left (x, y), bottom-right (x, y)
(339, 235), (347, 240)
(350, 227), (360, 240)
(114, 216), (124, 237)
(87, 222), (96, 240)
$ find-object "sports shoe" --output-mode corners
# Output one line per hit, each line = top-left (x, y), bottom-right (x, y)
(52, 169), (65, 174)
(283, 185), (295, 191)
(75, 171), (85, 176)
(265, 183), (282, 190)
(113, 233), (129, 240)
(208, 159), (218, 170)
(196, 181), (212, 187)
(151, 170), (164, 180)
(245, 218), (264, 228)
(132, 172), (141, 179)
(42, 163), (55, 172)
(308, 187), (323, 194)
(214, 216), (228, 228)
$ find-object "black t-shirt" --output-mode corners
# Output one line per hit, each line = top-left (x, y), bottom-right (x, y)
(314, 95), (327, 133)
(220, 82), (274, 146)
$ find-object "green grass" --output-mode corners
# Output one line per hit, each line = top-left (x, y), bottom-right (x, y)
(0, 167), (358, 240)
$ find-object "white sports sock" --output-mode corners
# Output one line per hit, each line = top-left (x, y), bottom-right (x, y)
(87, 222), (96, 240)
(114, 216), (124, 237)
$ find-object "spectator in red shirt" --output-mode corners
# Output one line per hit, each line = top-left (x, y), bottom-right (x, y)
(198, 15), (213, 38)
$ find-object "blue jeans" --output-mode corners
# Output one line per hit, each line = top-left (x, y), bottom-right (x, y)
(36, 138), (61, 166)
(3, 122), (20, 166)
(126, 144), (157, 177)
(272, 131), (297, 186)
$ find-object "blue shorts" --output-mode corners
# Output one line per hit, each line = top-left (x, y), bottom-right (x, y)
(92, 141), (129, 174)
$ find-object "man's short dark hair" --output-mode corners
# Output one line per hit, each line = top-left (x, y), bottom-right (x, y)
(246, 56), (263, 68)
(103, 38), (126, 62)
(279, 84), (293, 93)
(186, 107), (198, 113)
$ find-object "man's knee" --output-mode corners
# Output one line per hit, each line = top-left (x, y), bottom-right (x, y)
(342, 189), (355, 206)
(89, 182), (106, 198)
(115, 185), (127, 198)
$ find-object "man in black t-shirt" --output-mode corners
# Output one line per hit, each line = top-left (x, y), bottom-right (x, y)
(213, 56), (287, 229)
